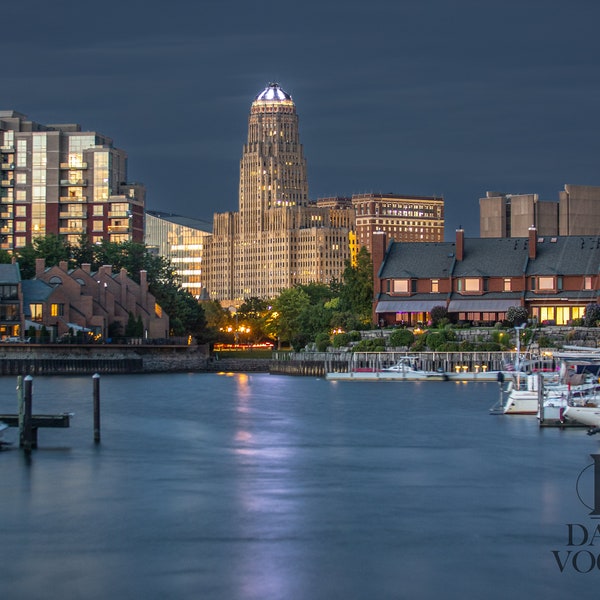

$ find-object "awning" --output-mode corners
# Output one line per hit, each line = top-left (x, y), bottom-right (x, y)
(376, 300), (446, 314)
(447, 299), (520, 312)
(66, 322), (92, 332)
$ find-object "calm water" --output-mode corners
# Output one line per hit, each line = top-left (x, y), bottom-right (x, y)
(1, 373), (599, 599)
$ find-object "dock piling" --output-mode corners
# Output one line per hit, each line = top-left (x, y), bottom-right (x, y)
(93, 373), (101, 444)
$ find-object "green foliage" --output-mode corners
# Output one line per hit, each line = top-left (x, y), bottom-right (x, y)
(332, 332), (351, 348)
(352, 338), (386, 352)
(315, 332), (331, 351)
(430, 305), (448, 327)
(388, 328), (415, 348)
(491, 330), (511, 348)
(506, 306), (528, 326)
(272, 287), (311, 346)
(537, 335), (554, 348)
(410, 335), (427, 351)
(584, 303), (600, 327)
(425, 331), (446, 350)
(338, 247), (373, 325)
(0, 249), (12, 264)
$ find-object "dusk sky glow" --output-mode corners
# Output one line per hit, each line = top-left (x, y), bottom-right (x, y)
(4, 0), (600, 238)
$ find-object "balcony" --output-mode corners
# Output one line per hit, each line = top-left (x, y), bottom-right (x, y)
(0, 211), (12, 218)
(0, 226), (14, 234)
(0, 146), (15, 152)
(1, 179), (14, 187)
(59, 179), (88, 186)
(108, 211), (130, 218)
(59, 226), (85, 234)
(1, 163), (15, 170)
(107, 225), (130, 233)
(60, 209), (87, 218)
(59, 196), (87, 203)
(60, 162), (88, 169)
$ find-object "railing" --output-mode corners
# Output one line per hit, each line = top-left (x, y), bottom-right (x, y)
(60, 162), (88, 169)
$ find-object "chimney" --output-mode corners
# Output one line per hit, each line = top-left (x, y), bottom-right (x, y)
(456, 228), (464, 261)
(35, 258), (46, 277)
(59, 260), (68, 272)
(528, 226), (537, 259)
(371, 232), (387, 297)
(82, 263), (91, 274)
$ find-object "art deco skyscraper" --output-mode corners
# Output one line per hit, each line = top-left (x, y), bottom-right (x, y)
(208, 83), (354, 305)
(239, 83), (309, 234)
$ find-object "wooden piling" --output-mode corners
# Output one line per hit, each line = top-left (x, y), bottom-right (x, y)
(22, 375), (33, 452)
(93, 373), (101, 443)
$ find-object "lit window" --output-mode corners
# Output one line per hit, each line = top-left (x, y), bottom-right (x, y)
(464, 278), (480, 292)
(50, 303), (65, 317)
(393, 279), (410, 293)
(538, 277), (554, 291)
(431, 279), (439, 293)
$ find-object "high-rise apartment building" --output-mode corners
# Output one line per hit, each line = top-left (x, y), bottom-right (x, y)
(0, 111), (144, 251)
(479, 185), (600, 238)
(352, 193), (444, 256)
(145, 210), (212, 300)
(207, 83), (354, 306)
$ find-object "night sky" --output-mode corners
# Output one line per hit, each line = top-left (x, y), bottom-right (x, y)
(4, 0), (600, 238)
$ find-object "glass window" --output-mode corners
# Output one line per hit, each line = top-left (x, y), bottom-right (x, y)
(464, 278), (480, 292)
(393, 279), (410, 293)
(50, 303), (65, 317)
(15, 205), (26, 217)
(30, 304), (43, 321)
(431, 279), (439, 293)
(503, 278), (511, 291)
(16, 173), (27, 184)
(538, 277), (554, 291)
(584, 277), (593, 290)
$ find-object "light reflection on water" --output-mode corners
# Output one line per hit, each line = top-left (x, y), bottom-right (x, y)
(0, 373), (598, 600)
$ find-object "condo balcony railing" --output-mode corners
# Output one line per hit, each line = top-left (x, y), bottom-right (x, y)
(59, 226), (85, 234)
(1, 163), (15, 170)
(59, 196), (87, 202)
(60, 162), (88, 169)
(59, 209), (87, 218)
(59, 179), (88, 186)
(1, 180), (14, 187)
(107, 225), (130, 233)
(0, 146), (15, 152)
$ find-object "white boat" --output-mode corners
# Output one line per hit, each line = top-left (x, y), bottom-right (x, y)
(502, 373), (599, 415)
(562, 405), (600, 429)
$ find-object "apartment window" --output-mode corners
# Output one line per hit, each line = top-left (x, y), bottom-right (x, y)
(50, 303), (65, 317)
(29, 303), (43, 321)
(16, 173), (27, 184)
(392, 279), (410, 293)
(503, 278), (511, 292)
(584, 277), (593, 290)
(538, 277), (554, 291)
(15, 205), (26, 217)
(431, 279), (439, 293)
(93, 205), (104, 216)
(464, 278), (480, 292)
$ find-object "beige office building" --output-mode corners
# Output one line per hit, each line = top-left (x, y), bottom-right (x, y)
(480, 184), (600, 238)
(207, 83), (354, 306)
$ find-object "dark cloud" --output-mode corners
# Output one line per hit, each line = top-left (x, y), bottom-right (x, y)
(4, 0), (600, 236)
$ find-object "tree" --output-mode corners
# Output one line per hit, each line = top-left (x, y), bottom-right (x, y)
(584, 303), (600, 327)
(17, 234), (72, 279)
(506, 306), (529, 326)
(272, 287), (311, 348)
(389, 329), (415, 348)
(430, 305), (449, 327)
(338, 247), (373, 326)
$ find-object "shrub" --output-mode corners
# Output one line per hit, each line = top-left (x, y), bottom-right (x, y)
(410, 336), (427, 351)
(430, 305), (448, 327)
(426, 331), (446, 350)
(332, 333), (351, 348)
(315, 332), (331, 352)
(584, 304), (600, 327)
(506, 306), (528, 326)
(388, 329), (415, 348)
(352, 338), (386, 352)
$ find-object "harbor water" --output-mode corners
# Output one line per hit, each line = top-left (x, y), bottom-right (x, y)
(1, 372), (599, 599)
